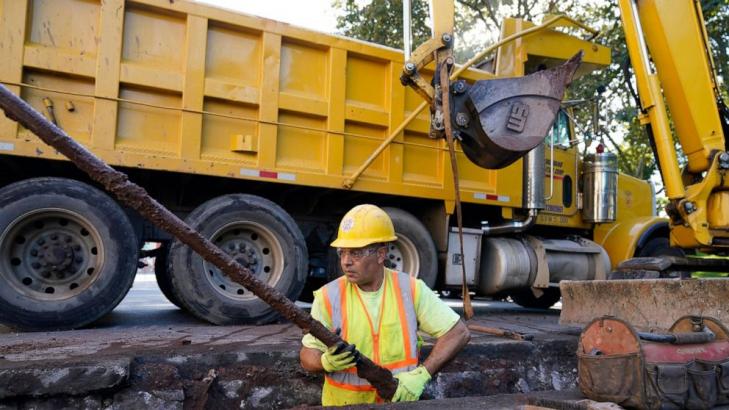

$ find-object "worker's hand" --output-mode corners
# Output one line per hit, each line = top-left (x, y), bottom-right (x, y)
(320, 341), (359, 373)
(392, 365), (431, 402)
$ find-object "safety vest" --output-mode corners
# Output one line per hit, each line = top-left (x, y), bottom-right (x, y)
(320, 268), (420, 406)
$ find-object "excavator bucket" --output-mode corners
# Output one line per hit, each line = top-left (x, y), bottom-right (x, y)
(560, 279), (729, 331)
(451, 52), (582, 169)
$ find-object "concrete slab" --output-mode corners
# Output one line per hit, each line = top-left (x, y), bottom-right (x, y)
(0, 311), (584, 409)
(560, 278), (729, 331)
(0, 358), (129, 399)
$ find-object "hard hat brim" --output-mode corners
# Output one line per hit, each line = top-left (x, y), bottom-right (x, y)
(330, 235), (398, 248)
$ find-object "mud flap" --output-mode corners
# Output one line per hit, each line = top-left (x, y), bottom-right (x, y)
(451, 52), (582, 169)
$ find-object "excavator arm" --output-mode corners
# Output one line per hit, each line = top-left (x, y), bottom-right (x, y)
(562, 0), (729, 331)
(620, 0), (729, 249)
(400, 1), (583, 169)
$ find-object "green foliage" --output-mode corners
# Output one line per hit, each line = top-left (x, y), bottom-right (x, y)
(690, 252), (729, 278)
(703, 0), (729, 96)
(332, 0), (729, 193)
(334, 0), (431, 50)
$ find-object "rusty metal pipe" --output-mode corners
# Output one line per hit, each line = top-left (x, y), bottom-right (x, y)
(0, 84), (398, 400)
(467, 323), (533, 341)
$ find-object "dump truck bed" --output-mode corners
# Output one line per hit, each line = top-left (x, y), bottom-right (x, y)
(0, 0), (512, 205)
(0, 0), (624, 217)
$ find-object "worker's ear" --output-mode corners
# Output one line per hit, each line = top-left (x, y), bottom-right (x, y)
(376, 245), (387, 264)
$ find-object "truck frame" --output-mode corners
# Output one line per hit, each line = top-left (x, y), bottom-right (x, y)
(0, 0), (665, 330)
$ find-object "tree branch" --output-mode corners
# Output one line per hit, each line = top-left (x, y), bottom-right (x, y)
(457, 0), (501, 31)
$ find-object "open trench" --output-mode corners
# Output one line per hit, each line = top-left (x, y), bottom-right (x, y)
(0, 313), (583, 409)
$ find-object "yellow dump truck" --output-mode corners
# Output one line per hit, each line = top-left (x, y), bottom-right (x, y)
(0, 0), (663, 330)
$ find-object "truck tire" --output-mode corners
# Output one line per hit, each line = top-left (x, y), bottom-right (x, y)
(382, 207), (438, 288)
(0, 178), (139, 330)
(637, 237), (684, 258)
(510, 288), (561, 309)
(167, 194), (307, 325)
(636, 236), (689, 278)
(154, 243), (184, 309)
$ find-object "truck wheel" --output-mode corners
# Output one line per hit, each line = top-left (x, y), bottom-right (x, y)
(637, 237), (684, 258)
(168, 194), (307, 325)
(510, 288), (561, 309)
(382, 207), (438, 288)
(153, 243), (184, 309)
(0, 178), (139, 330)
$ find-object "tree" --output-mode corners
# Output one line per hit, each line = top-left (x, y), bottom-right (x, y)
(332, 0), (729, 196)
(334, 0), (431, 50)
(703, 0), (729, 95)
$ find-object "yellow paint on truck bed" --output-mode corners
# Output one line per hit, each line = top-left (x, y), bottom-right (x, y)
(0, 0), (620, 219)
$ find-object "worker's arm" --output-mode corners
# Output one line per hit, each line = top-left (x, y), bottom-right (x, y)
(299, 292), (359, 374)
(422, 319), (470, 376)
(391, 318), (470, 402)
(300, 346), (325, 372)
(299, 289), (330, 373)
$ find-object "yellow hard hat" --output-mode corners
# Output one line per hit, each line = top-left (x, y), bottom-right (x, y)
(330, 204), (398, 248)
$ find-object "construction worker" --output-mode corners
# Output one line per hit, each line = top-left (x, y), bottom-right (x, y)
(300, 204), (470, 406)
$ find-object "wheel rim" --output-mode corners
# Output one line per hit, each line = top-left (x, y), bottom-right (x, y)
(386, 235), (420, 277)
(0, 209), (104, 301)
(205, 221), (284, 301)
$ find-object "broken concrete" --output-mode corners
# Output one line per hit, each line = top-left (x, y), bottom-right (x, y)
(0, 311), (583, 409)
(0, 358), (129, 399)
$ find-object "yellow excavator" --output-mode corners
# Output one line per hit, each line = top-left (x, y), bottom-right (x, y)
(407, 0), (729, 331)
(560, 0), (729, 330)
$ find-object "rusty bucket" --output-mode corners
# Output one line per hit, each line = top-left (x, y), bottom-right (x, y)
(451, 52), (582, 169)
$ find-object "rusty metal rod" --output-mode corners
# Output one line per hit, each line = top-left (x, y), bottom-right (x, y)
(467, 324), (533, 341)
(0, 84), (398, 400)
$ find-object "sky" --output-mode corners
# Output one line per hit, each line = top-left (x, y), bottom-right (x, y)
(193, 0), (340, 33)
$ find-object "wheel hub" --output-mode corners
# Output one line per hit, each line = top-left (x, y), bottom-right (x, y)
(31, 234), (81, 279)
(385, 237), (419, 277)
(225, 239), (260, 273)
(205, 222), (283, 301)
(1, 211), (101, 299)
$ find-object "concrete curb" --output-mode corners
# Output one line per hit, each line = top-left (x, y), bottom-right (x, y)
(0, 334), (579, 409)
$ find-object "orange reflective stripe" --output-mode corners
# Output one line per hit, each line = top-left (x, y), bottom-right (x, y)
(325, 375), (376, 392)
(410, 275), (417, 305)
(338, 278), (348, 338)
(375, 280), (387, 363)
(382, 357), (419, 370)
(390, 271), (413, 361)
(410, 276), (418, 307)
(353, 278), (387, 364)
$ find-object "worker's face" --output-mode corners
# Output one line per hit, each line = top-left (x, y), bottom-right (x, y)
(337, 245), (387, 289)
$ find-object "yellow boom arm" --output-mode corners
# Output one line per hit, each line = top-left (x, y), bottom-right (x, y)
(619, 0), (729, 249)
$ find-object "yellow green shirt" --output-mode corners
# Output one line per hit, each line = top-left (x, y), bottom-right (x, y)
(302, 272), (460, 351)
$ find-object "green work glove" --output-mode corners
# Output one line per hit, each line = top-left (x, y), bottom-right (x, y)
(392, 365), (431, 402)
(320, 342), (358, 373)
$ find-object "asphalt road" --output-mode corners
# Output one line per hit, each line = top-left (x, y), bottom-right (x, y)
(95, 272), (560, 329)
(1, 270), (560, 333)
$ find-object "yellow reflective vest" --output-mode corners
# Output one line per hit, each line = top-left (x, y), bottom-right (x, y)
(319, 268), (420, 406)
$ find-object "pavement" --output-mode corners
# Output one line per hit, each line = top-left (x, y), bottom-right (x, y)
(0, 273), (590, 409)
